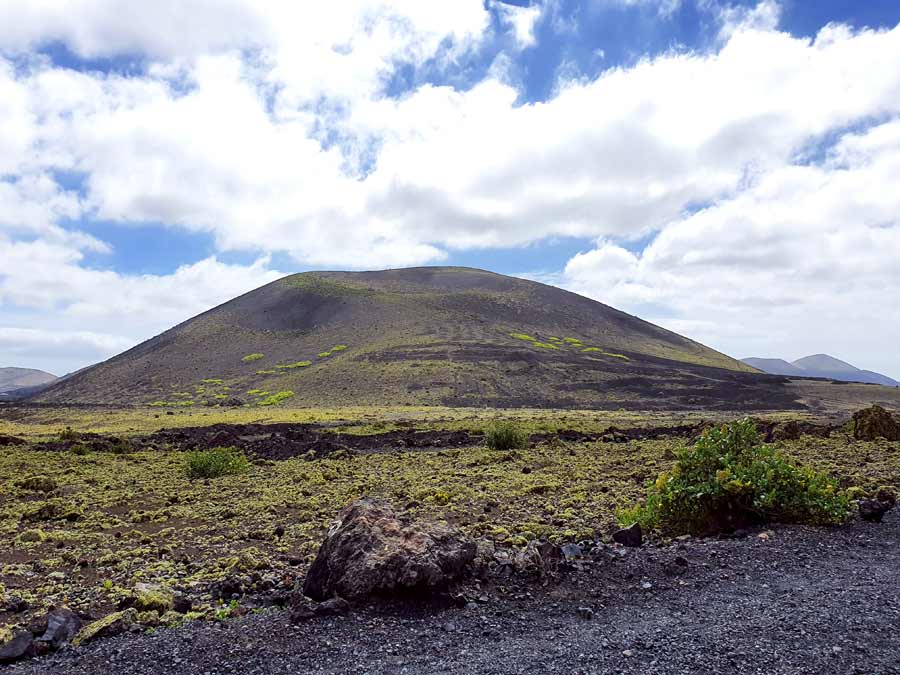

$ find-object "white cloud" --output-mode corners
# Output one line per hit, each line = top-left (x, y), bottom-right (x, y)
(0, 2), (899, 376)
(716, 0), (782, 40)
(563, 117), (900, 377)
(495, 2), (543, 48)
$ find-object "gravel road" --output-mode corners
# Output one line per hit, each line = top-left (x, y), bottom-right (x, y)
(9, 512), (899, 675)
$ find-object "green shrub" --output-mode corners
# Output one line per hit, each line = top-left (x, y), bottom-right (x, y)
(59, 427), (78, 441)
(241, 353), (265, 362)
(331, 344), (348, 352)
(620, 419), (851, 535)
(185, 447), (250, 479)
(258, 390), (295, 406)
(485, 421), (529, 451)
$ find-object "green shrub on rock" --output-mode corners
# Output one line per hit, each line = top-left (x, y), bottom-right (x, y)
(185, 447), (250, 480)
(485, 421), (529, 451)
(620, 418), (851, 535)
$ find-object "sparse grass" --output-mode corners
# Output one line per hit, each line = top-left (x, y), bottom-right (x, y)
(149, 400), (195, 407)
(258, 391), (295, 406)
(200, 379), (224, 385)
(241, 353), (265, 362)
(185, 447), (251, 479)
(255, 370), (278, 375)
(510, 332), (537, 342)
(331, 344), (348, 352)
(485, 420), (529, 451)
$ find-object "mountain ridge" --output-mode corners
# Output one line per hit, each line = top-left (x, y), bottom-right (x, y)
(0, 367), (57, 394)
(742, 354), (898, 387)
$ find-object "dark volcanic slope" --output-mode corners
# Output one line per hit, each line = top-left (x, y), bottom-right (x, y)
(37, 266), (798, 410)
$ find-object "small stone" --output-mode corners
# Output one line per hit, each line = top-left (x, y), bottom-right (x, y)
(758, 532), (770, 540)
(859, 499), (893, 523)
(576, 607), (594, 620)
(314, 596), (350, 616)
(0, 632), (34, 663)
(561, 543), (583, 561)
(612, 523), (642, 547)
(622, 649), (634, 657)
(641, 581), (653, 590)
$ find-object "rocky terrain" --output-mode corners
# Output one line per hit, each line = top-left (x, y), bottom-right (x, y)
(6, 509), (899, 675)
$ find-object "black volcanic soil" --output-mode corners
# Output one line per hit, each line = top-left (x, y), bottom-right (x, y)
(12, 512), (899, 675)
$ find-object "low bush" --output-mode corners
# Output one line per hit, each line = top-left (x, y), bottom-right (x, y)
(620, 419), (851, 535)
(241, 353), (265, 362)
(185, 447), (250, 480)
(485, 421), (529, 451)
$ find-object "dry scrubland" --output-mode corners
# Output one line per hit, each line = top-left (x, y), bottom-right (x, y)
(1, 404), (898, 645)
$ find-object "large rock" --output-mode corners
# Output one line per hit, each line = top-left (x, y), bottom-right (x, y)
(852, 406), (900, 441)
(72, 608), (137, 647)
(301, 497), (475, 601)
(37, 608), (81, 649)
(0, 631), (34, 663)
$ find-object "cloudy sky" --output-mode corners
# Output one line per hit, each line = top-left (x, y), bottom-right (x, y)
(1, 0), (899, 378)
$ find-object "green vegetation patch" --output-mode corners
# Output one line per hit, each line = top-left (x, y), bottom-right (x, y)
(149, 400), (195, 407)
(200, 379), (224, 385)
(331, 344), (348, 352)
(258, 391), (295, 406)
(255, 369), (278, 375)
(485, 421), (529, 451)
(510, 332), (537, 342)
(620, 419), (852, 535)
(241, 353), (265, 363)
(185, 447), (250, 480)
(276, 361), (312, 370)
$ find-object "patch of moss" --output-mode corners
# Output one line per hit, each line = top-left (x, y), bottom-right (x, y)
(255, 370), (278, 375)
(258, 391), (295, 406)
(241, 353), (265, 363)
(276, 361), (311, 370)
(201, 379), (224, 385)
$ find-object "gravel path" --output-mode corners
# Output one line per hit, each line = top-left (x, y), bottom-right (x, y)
(10, 512), (900, 675)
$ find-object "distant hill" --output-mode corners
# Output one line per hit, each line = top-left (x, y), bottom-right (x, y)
(0, 367), (57, 394)
(741, 358), (806, 377)
(742, 354), (898, 386)
(34, 266), (803, 411)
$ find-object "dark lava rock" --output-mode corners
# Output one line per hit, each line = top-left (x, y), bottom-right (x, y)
(314, 597), (350, 616)
(612, 523), (643, 548)
(561, 543), (583, 561)
(0, 631), (34, 663)
(0, 434), (27, 447)
(302, 497), (476, 601)
(37, 608), (82, 649)
(172, 594), (193, 614)
(859, 499), (894, 523)
(851, 405), (900, 441)
(2, 596), (29, 613)
(665, 555), (690, 576)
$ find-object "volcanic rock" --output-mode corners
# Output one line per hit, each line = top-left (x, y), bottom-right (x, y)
(301, 497), (475, 601)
